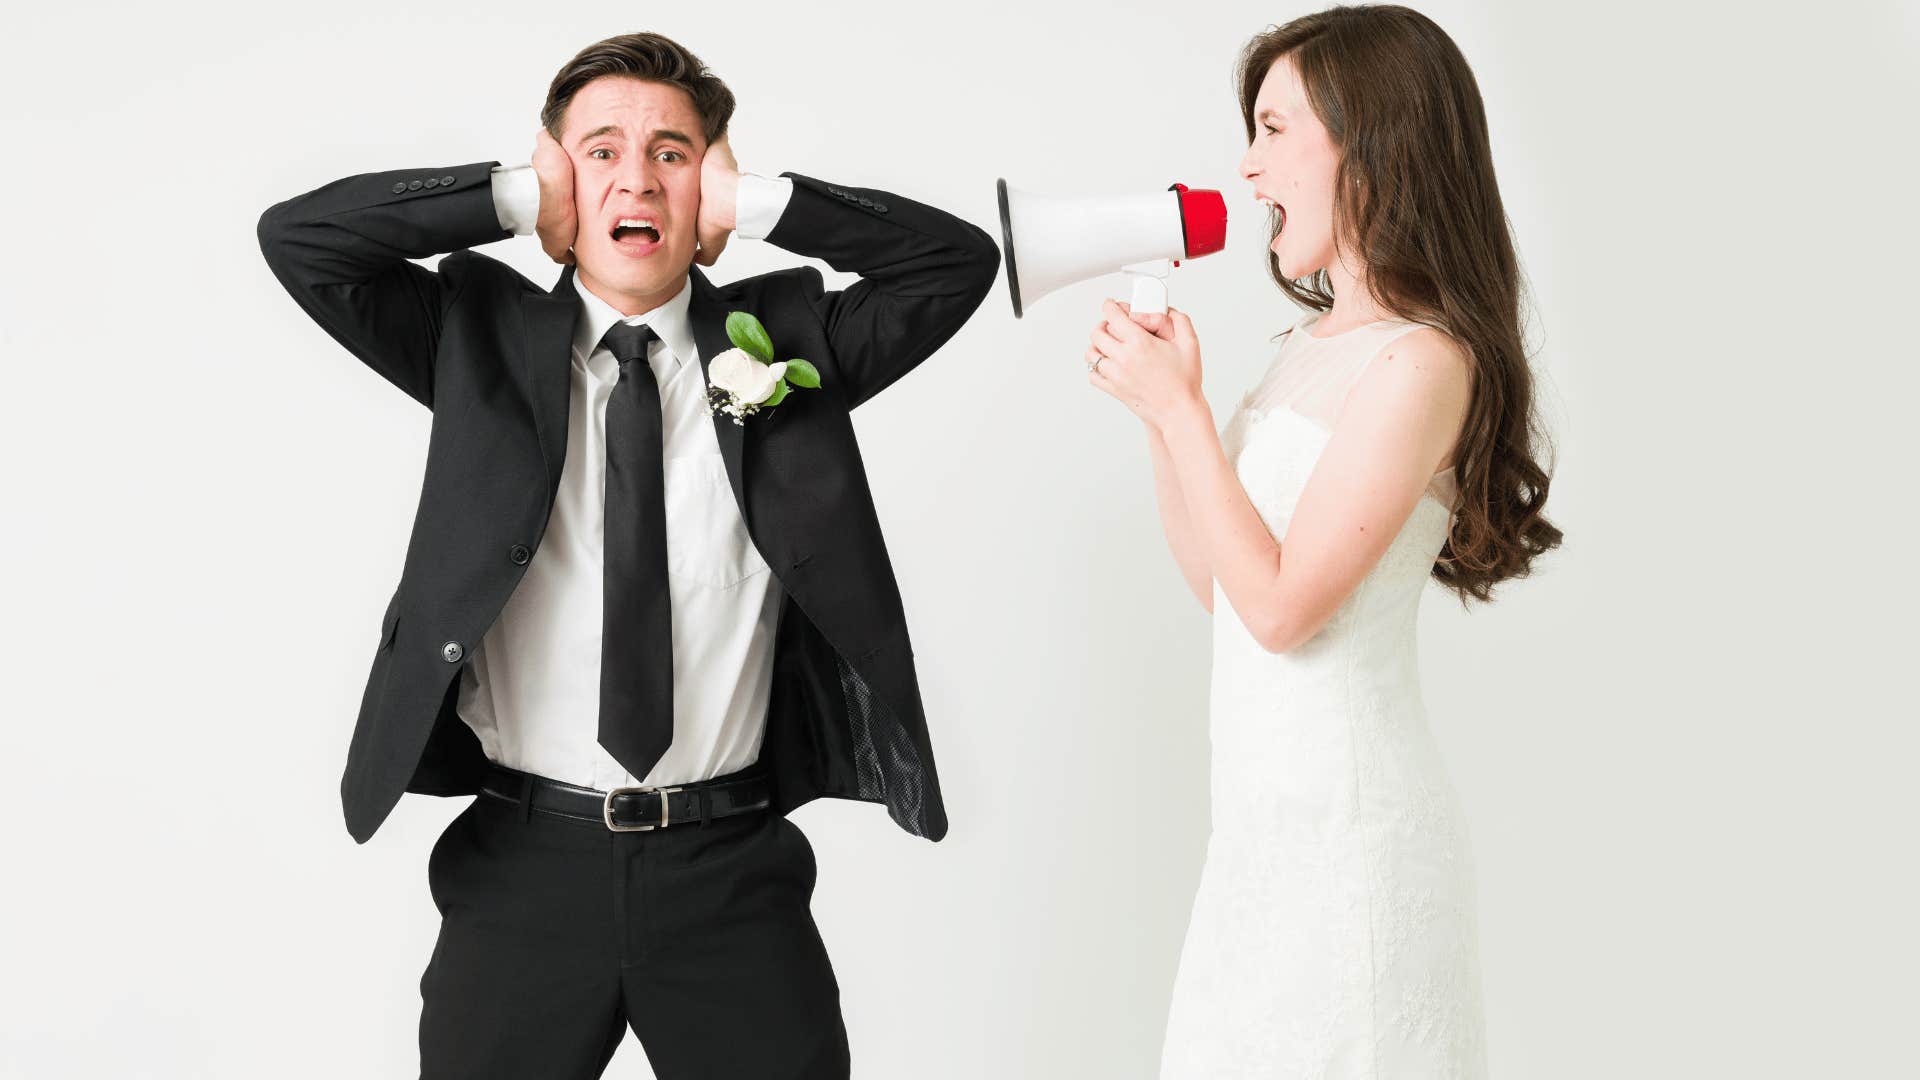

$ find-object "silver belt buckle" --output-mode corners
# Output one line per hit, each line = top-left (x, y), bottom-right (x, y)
(602, 785), (682, 832)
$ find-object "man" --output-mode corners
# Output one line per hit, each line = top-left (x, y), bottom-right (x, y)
(257, 31), (998, 1079)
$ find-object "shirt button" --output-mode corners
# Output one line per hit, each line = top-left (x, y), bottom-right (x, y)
(440, 641), (464, 663)
(509, 544), (531, 566)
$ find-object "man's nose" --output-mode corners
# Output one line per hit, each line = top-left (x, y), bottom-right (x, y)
(616, 155), (660, 196)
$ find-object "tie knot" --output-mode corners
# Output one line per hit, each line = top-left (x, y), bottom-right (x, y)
(600, 322), (660, 366)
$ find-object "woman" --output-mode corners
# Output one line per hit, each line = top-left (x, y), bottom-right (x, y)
(1083, 6), (1562, 1076)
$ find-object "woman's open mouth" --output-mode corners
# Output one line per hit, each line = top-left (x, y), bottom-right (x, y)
(1259, 196), (1287, 233)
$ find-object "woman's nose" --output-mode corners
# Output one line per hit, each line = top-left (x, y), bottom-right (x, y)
(1238, 146), (1259, 181)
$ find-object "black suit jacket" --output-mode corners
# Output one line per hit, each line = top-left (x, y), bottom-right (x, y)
(257, 161), (999, 843)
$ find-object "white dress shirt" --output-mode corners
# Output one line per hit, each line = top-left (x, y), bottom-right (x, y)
(452, 165), (795, 791)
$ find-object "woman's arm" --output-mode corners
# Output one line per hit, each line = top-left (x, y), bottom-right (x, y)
(1090, 304), (1469, 652)
(1146, 424), (1216, 611)
(1094, 305), (1213, 611)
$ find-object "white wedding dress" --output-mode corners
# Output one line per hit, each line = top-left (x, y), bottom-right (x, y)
(1159, 312), (1489, 1078)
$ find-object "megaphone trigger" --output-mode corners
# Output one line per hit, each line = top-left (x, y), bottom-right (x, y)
(1121, 260), (1171, 318)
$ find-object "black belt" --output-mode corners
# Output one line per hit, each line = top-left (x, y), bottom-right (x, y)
(479, 763), (772, 832)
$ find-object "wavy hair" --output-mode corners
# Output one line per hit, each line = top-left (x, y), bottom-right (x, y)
(1239, 5), (1562, 602)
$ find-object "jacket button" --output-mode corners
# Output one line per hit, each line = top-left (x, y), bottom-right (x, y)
(407, 179), (424, 191)
(441, 641), (464, 663)
(873, 203), (889, 213)
(391, 182), (407, 194)
(440, 175), (456, 186)
(509, 544), (531, 565)
(424, 177), (440, 188)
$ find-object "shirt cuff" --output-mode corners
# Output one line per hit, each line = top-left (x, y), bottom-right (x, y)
(490, 164), (540, 236)
(734, 173), (793, 241)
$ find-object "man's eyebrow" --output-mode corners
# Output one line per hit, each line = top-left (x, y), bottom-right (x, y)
(576, 124), (622, 147)
(574, 124), (699, 148)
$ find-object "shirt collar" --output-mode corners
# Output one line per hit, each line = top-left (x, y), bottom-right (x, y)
(570, 273), (698, 370)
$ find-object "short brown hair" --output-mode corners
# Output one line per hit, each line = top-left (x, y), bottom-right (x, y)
(541, 33), (735, 145)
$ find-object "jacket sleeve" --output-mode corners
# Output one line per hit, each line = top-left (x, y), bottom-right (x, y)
(256, 161), (511, 408)
(766, 173), (1001, 410)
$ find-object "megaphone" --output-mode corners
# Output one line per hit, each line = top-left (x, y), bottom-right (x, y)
(996, 179), (1227, 319)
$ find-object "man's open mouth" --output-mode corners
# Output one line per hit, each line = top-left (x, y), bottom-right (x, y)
(611, 217), (662, 248)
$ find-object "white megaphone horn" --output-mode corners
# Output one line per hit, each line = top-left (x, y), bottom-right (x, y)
(996, 178), (1227, 319)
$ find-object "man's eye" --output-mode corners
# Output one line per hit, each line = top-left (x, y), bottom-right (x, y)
(657, 150), (684, 163)
(590, 148), (613, 160)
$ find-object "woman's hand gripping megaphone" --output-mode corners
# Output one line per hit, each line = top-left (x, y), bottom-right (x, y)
(1085, 298), (1206, 433)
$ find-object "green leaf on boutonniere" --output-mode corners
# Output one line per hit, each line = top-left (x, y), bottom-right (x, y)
(725, 311), (774, 363)
(783, 359), (821, 389)
(762, 379), (790, 407)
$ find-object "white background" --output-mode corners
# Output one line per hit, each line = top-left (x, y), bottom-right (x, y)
(4, 0), (1916, 1076)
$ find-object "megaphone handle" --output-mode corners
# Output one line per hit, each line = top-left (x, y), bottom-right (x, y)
(1130, 273), (1168, 317)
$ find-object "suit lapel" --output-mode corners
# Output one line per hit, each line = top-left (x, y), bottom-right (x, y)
(519, 266), (578, 501)
(686, 268), (750, 525)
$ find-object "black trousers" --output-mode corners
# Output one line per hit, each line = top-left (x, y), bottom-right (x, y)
(418, 788), (849, 1079)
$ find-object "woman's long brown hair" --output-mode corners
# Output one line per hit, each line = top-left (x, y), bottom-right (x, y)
(1239, 5), (1562, 603)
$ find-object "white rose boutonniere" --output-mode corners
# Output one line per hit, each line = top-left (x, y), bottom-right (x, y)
(705, 311), (822, 425)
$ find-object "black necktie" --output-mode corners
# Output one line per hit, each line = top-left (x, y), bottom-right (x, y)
(598, 322), (674, 780)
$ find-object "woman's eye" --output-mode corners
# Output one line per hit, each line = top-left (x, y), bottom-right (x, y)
(1264, 124), (1279, 137)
